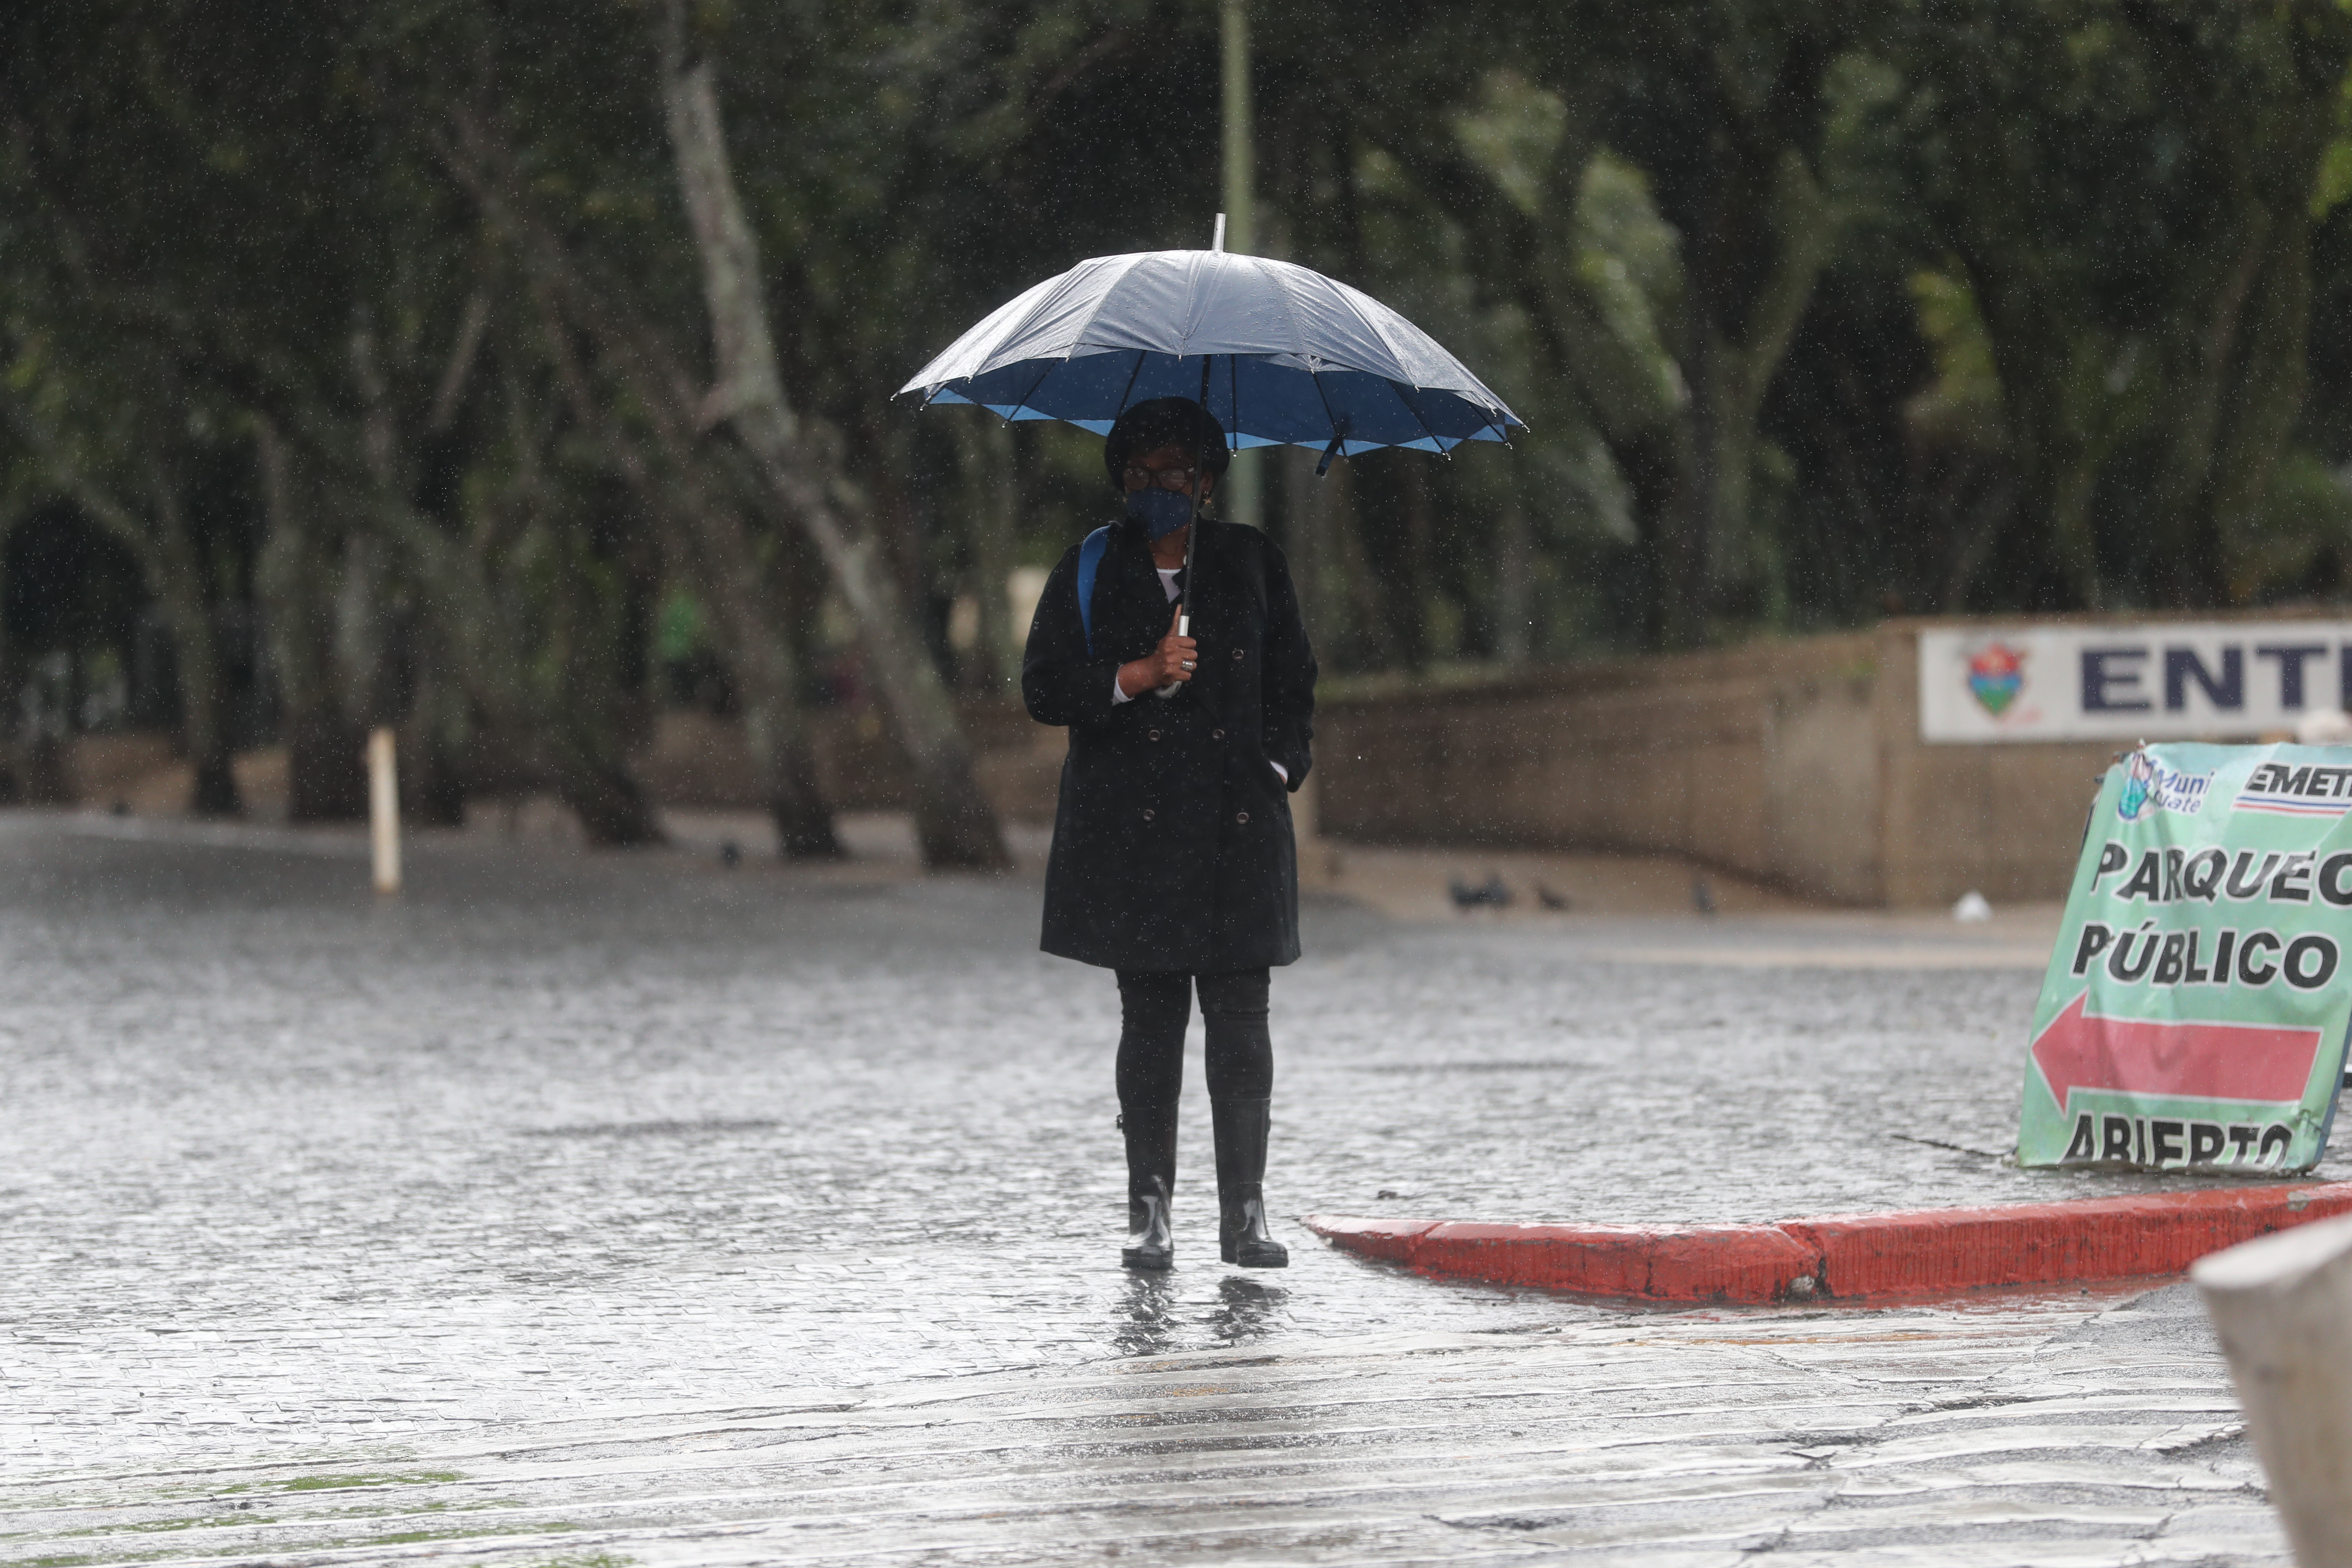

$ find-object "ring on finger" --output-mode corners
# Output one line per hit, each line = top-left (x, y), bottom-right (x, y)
(1181, 658), (1195, 670)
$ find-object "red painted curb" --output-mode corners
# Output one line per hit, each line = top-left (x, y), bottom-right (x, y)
(1404, 1221), (1814, 1302)
(1307, 1180), (2352, 1305)
(1305, 1216), (1434, 1266)
(1784, 1184), (2352, 1298)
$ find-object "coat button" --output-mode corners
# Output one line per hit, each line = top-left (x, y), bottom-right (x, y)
(1236, 811), (1250, 824)
(1231, 646), (1245, 661)
(1143, 808), (1155, 821)
(1148, 729), (1161, 741)
(1211, 729), (1225, 741)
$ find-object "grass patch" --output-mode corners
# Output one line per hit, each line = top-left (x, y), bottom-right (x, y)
(286, 1499), (518, 1522)
(59, 1516), (258, 1539)
(278, 1471), (464, 1491)
(355, 1522), (578, 1548)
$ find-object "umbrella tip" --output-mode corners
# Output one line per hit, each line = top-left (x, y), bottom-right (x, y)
(1212, 213), (1226, 253)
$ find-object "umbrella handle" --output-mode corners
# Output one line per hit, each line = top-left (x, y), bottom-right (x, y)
(1316, 417), (1351, 477)
(1155, 611), (1187, 698)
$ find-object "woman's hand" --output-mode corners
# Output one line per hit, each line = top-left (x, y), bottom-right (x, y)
(1117, 606), (1196, 697)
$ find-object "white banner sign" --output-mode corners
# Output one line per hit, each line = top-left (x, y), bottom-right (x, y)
(1920, 624), (2352, 743)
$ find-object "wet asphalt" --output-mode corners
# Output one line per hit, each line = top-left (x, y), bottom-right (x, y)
(0, 815), (2306, 1564)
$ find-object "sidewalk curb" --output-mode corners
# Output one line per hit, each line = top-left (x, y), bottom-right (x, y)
(1307, 1182), (2352, 1304)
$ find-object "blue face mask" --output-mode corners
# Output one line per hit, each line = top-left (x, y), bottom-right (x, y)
(1124, 486), (1196, 541)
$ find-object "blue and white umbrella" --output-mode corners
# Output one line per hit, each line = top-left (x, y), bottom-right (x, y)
(898, 246), (1525, 471)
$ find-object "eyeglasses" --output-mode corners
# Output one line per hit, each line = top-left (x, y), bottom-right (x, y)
(1124, 465), (1201, 491)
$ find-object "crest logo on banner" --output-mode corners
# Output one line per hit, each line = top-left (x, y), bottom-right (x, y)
(1966, 642), (2026, 716)
(2016, 743), (2352, 1173)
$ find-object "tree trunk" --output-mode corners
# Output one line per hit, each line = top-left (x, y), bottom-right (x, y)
(1, 398), (241, 814)
(520, 277), (844, 861)
(545, 727), (664, 847)
(687, 523), (843, 859)
(1495, 493), (1531, 664)
(372, 483), (664, 845)
(2198, 216), (2316, 603)
(1673, 148), (1838, 646)
(955, 417), (1020, 693)
(285, 711), (369, 821)
(148, 477), (240, 818)
(0, 520), (21, 806)
(1965, 271), (2114, 612)
(659, 45), (1007, 869)
(399, 627), (472, 828)
(548, 507), (666, 849)
(254, 421), (368, 821)
(157, 579), (238, 816)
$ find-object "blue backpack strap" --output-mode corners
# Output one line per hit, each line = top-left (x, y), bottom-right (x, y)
(1075, 525), (1112, 656)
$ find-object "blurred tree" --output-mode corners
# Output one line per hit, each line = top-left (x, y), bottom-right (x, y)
(654, 9), (1008, 868)
(1890, 0), (2352, 610)
(1, 339), (248, 815)
(10, 0), (2352, 832)
(0, 0), (662, 834)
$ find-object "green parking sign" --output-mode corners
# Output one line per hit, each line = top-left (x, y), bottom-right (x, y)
(2017, 744), (2352, 1172)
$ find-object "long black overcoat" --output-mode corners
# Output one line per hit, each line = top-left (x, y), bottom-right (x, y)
(1022, 515), (1317, 974)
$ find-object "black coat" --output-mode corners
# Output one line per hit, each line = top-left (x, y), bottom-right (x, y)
(1023, 516), (1317, 974)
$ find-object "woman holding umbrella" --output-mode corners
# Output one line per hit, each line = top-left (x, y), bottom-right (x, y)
(903, 237), (1521, 1268)
(1021, 395), (1317, 1271)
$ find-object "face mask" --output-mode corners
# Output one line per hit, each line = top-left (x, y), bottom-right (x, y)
(1124, 486), (1196, 541)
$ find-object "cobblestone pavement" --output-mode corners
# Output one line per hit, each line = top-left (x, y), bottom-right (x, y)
(0, 815), (2309, 1565)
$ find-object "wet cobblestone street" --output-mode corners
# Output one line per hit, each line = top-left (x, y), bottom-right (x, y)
(0, 816), (2313, 1565)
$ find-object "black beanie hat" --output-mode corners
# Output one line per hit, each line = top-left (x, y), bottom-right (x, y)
(1102, 396), (1231, 490)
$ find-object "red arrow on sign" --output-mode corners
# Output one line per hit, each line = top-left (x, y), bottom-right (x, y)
(2032, 992), (2323, 1109)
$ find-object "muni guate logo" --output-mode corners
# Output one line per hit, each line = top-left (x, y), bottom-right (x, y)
(2116, 751), (2211, 821)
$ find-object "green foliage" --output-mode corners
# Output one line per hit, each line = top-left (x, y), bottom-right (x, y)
(7, 0), (2352, 805)
(1888, 0), (2352, 609)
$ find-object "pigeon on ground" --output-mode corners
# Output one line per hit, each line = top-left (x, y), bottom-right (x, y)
(1449, 873), (1512, 910)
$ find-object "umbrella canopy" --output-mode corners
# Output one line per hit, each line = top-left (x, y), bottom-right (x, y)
(897, 249), (1525, 463)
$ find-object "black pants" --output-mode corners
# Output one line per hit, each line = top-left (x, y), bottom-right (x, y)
(1116, 968), (1273, 1122)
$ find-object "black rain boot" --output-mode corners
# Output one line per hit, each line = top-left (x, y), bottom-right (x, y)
(1120, 1103), (1178, 1270)
(1124, 1174), (1173, 1271)
(1212, 1096), (1288, 1268)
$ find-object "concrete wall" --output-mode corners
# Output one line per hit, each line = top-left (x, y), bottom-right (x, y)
(1314, 622), (2135, 907)
(1314, 635), (1888, 903)
(1871, 629), (2116, 906)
